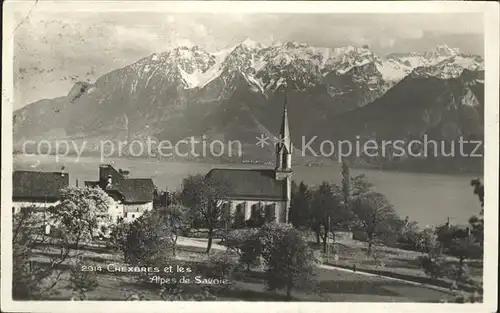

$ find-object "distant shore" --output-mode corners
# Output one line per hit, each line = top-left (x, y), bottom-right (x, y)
(12, 152), (482, 179)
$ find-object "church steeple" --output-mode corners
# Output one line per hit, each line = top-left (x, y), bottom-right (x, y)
(275, 96), (293, 224)
(280, 99), (292, 156)
(275, 97), (292, 173)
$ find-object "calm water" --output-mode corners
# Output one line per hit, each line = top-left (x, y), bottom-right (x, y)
(12, 154), (481, 227)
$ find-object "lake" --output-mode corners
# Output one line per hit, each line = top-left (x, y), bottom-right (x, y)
(12, 154), (481, 227)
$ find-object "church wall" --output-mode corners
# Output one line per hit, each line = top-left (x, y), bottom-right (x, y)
(224, 199), (287, 224)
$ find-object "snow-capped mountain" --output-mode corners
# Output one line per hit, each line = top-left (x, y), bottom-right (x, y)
(13, 40), (484, 171)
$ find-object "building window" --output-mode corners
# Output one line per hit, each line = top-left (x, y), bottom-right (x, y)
(131, 214), (135, 218)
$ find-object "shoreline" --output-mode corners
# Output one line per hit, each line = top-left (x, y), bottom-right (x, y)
(12, 152), (483, 179)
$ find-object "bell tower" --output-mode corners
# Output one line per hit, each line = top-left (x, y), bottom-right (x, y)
(275, 98), (293, 223)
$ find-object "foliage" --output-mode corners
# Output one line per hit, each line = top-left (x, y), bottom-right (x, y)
(470, 178), (484, 208)
(207, 251), (238, 277)
(239, 232), (263, 271)
(416, 227), (441, 255)
(310, 181), (353, 252)
(108, 218), (131, 251)
(418, 255), (446, 279)
(289, 181), (313, 228)
(351, 191), (399, 256)
(13, 209), (66, 299)
(264, 227), (317, 300)
(123, 210), (176, 265)
(222, 229), (259, 254)
(68, 256), (99, 298)
(180, 174), (232, 253)
(49, 186), (111, 247)
(397, 218), (421, 251)
(12, 199), (104, 300)
(259, 222), (294, 264)
(156, 204), (191, 256)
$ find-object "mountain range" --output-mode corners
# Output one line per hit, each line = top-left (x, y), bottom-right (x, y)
(13, 40), (484, 173)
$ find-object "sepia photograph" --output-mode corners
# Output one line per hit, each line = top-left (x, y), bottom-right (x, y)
(1, 1), (498, 312)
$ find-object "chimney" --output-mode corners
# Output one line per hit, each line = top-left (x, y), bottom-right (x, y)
(121, 170), (130, 179)
(107, 174), (112, 187)
(76, 179), (79, 187)
(61, 166), (66, 177)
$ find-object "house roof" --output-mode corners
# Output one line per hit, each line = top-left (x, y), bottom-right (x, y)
(86, 165), (155, 203)
(205, 168), (286, 201)
(13, 171), (69, 201)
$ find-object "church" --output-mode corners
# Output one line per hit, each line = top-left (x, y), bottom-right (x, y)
(205, 103), (293, 226)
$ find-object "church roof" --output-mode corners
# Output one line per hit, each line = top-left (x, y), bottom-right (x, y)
(206, 168), (286, 201)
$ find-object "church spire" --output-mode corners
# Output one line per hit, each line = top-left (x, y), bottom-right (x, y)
(280, 96), (292, 154)
(276, 96), (292, 172)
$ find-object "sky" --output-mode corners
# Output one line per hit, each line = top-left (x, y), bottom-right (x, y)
(12, 8), (484, 109)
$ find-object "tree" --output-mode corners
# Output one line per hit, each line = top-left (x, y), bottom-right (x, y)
(264, 227), (317, 300)
(156, 204), (191, 256)
(259, 222), (295, 264)
(180, 174), (232, 253)
(289, 181), (312, 229)
(470, 178), (484, 208)
(448, 236), (482, 283)
(469, 178), (484, 247)
(48, 186), (111, 249)
(108, 218), (130, 251)
(12, 208), (71, 299)
(123, 210), (176, 265)
(311, 182), (352, 253)
(351, 191), (399, 256)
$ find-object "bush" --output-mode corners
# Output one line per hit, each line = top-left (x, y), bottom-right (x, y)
(447, 264), (473, 284)
(68, 257), (99, 292)
(239, 233), (263, 271)
(68, 257), (99, 300)
(259, 223), (294, 264)
(418, 255), (446, 279)
(208, 251), (238, 278)
(221, 229), (259, 253)
(123, 211), (176, 266)
(263, 226), (317, 300)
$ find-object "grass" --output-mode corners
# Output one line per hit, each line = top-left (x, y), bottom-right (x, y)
(24, 241), (461, 302)
(307, 238), (483, 292)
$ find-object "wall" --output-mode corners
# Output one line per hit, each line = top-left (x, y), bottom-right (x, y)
(12, 201), (60, 214)
(123, 202), (153, 223)
(225, 199), (287, 225)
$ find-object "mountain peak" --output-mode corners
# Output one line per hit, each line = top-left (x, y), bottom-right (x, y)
(431, 44), (460, 58)
(240, 38), (263, 50)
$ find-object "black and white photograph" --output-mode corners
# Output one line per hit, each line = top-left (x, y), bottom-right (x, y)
(1, 1), (498, 312)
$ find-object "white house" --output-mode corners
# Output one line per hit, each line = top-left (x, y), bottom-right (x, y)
(85, 165), (155, 224)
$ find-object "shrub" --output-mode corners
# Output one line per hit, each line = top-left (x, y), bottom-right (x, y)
(259, 222), (294, 264)
(208, 251), (238, 278)
(418, 255), (446, 279)
(239, 233), (263, 271)
(222, 228), (259, 254)
(68, 257), (99, 292)
(264, 227), (317, 300)
(447, 264), (473, 284)
(123, 211), (175, 266)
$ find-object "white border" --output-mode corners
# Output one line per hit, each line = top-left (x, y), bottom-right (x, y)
(1, 1), (499, 313)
